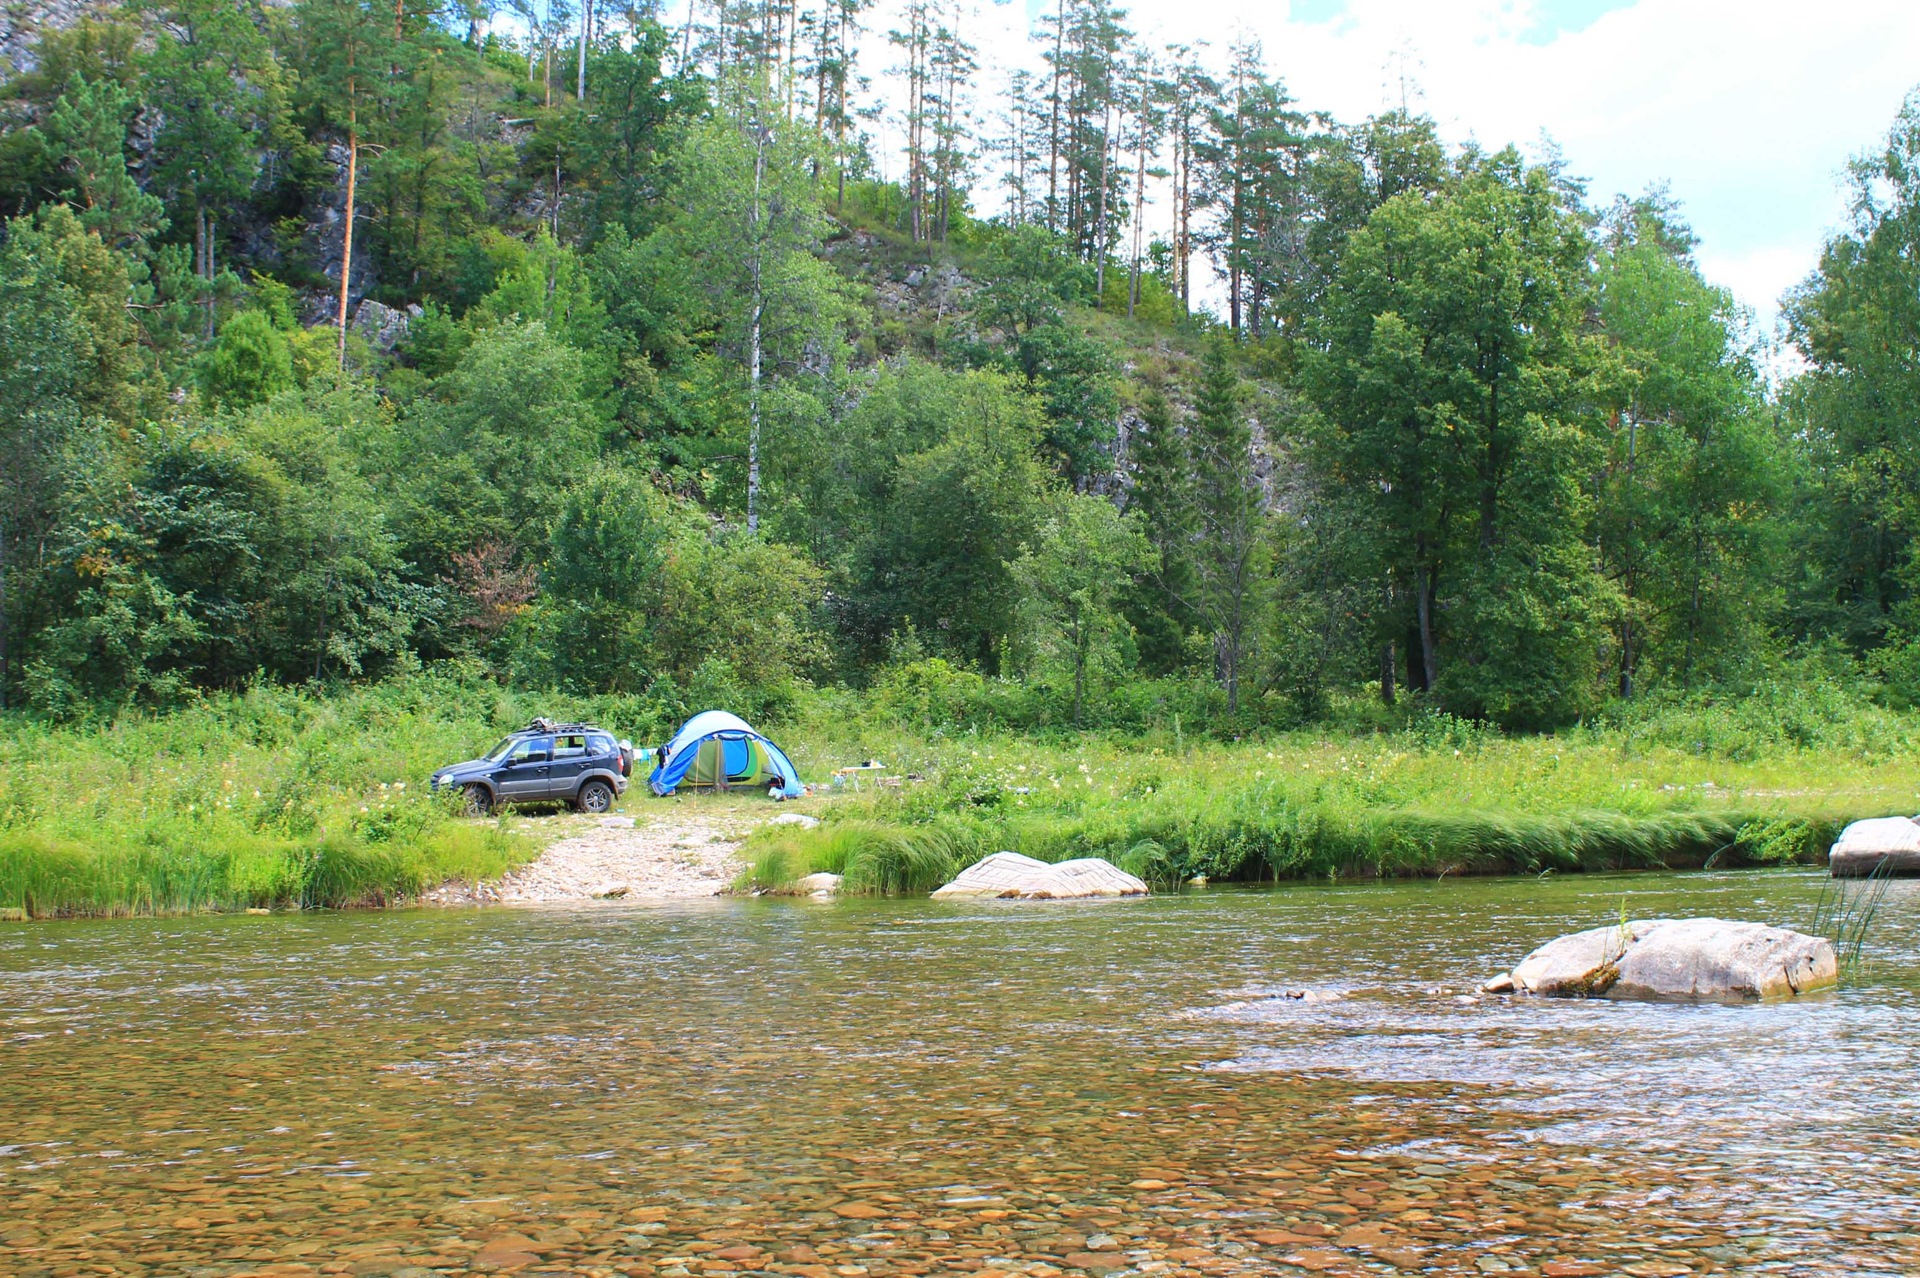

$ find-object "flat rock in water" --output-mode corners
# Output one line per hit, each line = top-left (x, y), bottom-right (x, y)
(930, 851), (1148, 900)
(1494, 917), (1836, 1002)
(1829, 815), (1920, 876)
(794, 872), (842, 895)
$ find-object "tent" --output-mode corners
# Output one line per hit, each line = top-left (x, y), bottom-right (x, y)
(649, 711), (805, 797)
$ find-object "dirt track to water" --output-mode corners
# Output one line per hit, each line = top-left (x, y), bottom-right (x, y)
(422, 795), (820, 904)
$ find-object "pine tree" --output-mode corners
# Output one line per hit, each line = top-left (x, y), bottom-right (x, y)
(1188, 341), (1263, 712)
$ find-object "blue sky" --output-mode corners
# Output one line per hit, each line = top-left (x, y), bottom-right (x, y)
(977, 0), (1920, 345)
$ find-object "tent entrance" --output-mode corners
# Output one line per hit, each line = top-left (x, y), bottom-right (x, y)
(687, 735), (775, 790)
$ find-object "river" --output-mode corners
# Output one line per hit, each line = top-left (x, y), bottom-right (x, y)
(3, 869), (1917, 1276)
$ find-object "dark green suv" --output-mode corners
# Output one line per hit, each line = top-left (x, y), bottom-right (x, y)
(430, 719), (631, 815)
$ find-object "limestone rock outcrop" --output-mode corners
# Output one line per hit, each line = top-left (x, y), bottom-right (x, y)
(1487, 917), (1836, 1002)
(930, 852), (1148, 900)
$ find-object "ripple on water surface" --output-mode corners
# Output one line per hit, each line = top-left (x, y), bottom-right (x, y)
(2, 871), (1917, 1277)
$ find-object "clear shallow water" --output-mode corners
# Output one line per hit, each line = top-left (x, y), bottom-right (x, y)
(2, 870), (1917, 1277)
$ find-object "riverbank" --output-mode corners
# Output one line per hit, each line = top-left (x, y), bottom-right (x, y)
(422, 797), (799, 904)
(4, 670), (1918, 917)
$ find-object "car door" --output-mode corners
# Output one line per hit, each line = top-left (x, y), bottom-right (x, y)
(548, 733), (590, 800)
(496, 736), (554, 801)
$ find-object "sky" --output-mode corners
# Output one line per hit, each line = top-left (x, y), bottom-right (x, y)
(943, 0), (1920, 344)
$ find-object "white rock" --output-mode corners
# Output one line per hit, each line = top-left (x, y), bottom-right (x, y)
(769, 812), (821, 828)
(1829, 816), (1920, 877)
(794, 872), (842, 894)
(1503, 917), (1837, 1002)
(929, 851), (1148, 900)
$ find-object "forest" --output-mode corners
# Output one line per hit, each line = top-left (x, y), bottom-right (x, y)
(3, 0), (1920, 742)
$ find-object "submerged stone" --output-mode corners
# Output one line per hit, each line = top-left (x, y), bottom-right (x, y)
(1493, 917), (1837, 1002)
(929, 852), (1148, 900)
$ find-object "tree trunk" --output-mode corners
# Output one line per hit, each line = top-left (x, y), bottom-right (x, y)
(1619, 616), (1634, 699)
(1379, 640), (1396, 705)
(576, 0), (589, 101)
(336, 100), (358, 371)
(0, 520), (9, 711)
(1072, 617), (1087, 724)
(1093, 100), (1111, 297)
(1045, 0), (1063, 233)
(1417, 558), (1438, 692)
(746, 119), (767, 534)
(1127, 77), (1148, 318)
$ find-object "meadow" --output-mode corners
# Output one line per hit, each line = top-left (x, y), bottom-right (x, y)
(3, 666), (1918, 916)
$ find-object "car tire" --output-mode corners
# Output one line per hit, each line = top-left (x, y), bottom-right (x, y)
(578, 779), (614, 815)
(463, 784), (492, 817)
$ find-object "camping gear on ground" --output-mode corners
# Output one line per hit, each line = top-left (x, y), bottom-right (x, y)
(649, 711), (805, 797)
(830, 762), (887, 790)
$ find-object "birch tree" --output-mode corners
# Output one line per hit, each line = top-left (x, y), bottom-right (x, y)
(646, 88), (847, 532)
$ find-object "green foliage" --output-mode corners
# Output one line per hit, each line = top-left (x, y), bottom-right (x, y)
(2, 0), (1919, 809)
(0, 673), (550, 916)
(1008, 493), (1153, 722)
(39, 73), (166, 245)
(855, 368), (1056, 671)
(1785, 90), (1920, 660)
(1305, 149), (1604, 728)
(198, 310), (296, 406)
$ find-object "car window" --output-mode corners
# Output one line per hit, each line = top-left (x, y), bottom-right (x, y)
(510, 736), (553, 762)
(483, 736), (517, 762)
(553, 734), (588, 759)
(588, 734), (615, 755)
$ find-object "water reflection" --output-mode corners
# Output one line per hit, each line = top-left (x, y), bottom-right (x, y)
(1, 871), (1915, 1276)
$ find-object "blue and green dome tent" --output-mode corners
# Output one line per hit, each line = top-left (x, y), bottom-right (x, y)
(648, 711), (805, 797)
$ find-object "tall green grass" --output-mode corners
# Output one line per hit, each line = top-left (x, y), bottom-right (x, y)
(1808, 858), (1896, 980)
(6, 663), (1915, 912)
(738, 803), (1848, 894)
(0, 670), (595, 918)
(740, 687), (1898, 892)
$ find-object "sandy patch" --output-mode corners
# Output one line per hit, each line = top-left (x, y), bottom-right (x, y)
(423, 797), (818, 904)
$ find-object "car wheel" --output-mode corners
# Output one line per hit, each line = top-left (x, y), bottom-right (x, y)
(578, 779), (614, 814)
(463, 784), (492, 817)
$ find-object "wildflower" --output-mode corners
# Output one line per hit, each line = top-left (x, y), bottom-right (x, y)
(393, 782), (406, 791)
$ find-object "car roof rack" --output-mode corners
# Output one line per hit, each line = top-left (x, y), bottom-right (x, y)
(523, 718), (600, 734)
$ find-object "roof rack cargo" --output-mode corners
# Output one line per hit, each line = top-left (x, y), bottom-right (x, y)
(524, 718), (599, 734)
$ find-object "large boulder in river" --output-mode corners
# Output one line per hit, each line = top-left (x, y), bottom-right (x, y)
(1829, 816), (1920, 877)
(1489, 918), (1836, 1002)
(930, 852), (1148, 900)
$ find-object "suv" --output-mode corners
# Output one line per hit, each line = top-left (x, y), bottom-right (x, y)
(431, 719), (631, 815)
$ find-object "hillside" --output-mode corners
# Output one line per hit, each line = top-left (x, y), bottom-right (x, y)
(0, 0), (1918, 745)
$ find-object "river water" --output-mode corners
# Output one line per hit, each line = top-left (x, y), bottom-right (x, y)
(3, 870), (1917, 1277)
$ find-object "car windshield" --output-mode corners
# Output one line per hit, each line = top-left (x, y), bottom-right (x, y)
(482, 736), (519, 762)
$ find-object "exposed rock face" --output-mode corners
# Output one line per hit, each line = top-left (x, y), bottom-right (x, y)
(2, 0), (106, 75)
(1829, 816), (1920, 877)
(299, 142), (379, 326)
(930, 852), (1148, 900)
(1490, 918), (1837, 1002)
(350, 299), (420, 353)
